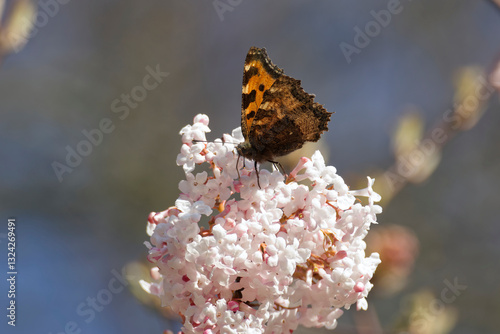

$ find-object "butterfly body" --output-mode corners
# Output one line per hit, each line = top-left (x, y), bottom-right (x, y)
(236, 47), (332, 164)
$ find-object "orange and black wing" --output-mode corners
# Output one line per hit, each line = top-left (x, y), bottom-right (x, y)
(241, 47), (283, 140)
(246, 74), (332, 161)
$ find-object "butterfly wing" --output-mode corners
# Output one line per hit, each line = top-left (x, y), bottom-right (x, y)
(247, 74), (332, 161)
(241, 47), (283, 140)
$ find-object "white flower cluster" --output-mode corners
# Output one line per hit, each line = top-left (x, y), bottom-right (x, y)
(143, 114), (382, 334)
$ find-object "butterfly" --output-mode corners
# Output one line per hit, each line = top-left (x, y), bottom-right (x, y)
(236, 47), (332, 186)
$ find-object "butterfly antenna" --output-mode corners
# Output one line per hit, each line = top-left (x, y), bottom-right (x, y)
(193, 138), (240, 145)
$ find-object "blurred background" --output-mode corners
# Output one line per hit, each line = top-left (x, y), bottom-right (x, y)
(1, 0), (499, 333)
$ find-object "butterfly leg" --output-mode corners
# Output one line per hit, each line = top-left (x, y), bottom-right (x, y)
(236, 154), (241, 179)
(254, 160), (261, 188)
(269, 160), (287, 177)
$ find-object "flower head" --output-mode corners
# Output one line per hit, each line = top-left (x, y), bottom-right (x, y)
(144, 114), (382, 333)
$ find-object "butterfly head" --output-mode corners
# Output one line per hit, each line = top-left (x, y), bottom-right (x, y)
(237, 139), (278, 163)
(236, 141), (255, 161)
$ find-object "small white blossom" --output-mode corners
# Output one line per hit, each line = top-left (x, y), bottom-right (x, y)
(145, 114), (382, 334)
